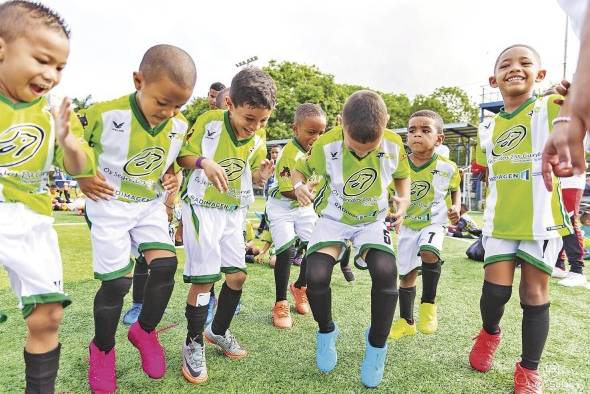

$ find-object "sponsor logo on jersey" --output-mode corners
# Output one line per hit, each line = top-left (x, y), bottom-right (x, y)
(343, 168), (377, 196)
(219, 157), (246, 181)
(411, 180), (430, 201)
(123, 147), (165, 176)
(492, 125), (527, 156)
(112, 121), (125, 132)
(330, 152), (338, 160)
(0, 124), (45, 167)
(488, 169), (530, 182)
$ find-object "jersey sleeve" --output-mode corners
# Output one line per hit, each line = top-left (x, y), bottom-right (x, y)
(178, 116), (205, 158)
(54, 111), (96, 177)
(546, 94), (564, 130)
(295, 143), (323, 179)
(249, 132), (267, 172)
(475, 123), (488, 167)
(449, 164), (461, 192)
(393, 143), (410, 179)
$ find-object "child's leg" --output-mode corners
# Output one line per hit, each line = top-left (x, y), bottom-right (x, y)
(420, 251), (441, 303)
(186, 283), (214, 345)
(211, 272), (247, 335)
(93, 277), (132, 351)
(399, 271), (418, 324)
(306, 246), (339, 333)
(293, 244), (308, 288)
(481, 261), (515, 334)
(132, 255), (148, 305)
(274, 246), (296, 302)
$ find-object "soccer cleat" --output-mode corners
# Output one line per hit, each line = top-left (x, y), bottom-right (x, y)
(341, 265), (355, 282)
(360, 329), (388, 388)
(128, 322), (166, 379)
(204, 325), (247, 359)
(289, 283), (310, 315)
(388, 319), (417, 340)
(557, 272), (589, 288)
(181, 339), (208, 384)
(315, 324), (339, 373)
(469, 328), (501, 372)
(205, 295), (217, 326)
(122, 302), (143, 326)
(417, 303), (438, 334)
(88, 341), (116, 394)
(551, 267), (568, 279)
(272, 300), (292, 329)
(514, 362), (543, 394)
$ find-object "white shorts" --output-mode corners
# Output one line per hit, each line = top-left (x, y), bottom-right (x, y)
(86, 199), (174, 281)
(397, 224), (445, 276)
(0, 203), (70, 318)
(482, 236), (563, 275)
(307, 217), (394, 260)
(182, 203), (246, 284)
(266, 199), (317, 254)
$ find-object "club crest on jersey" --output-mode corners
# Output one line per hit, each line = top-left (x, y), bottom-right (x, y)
(219, 157), (246, 181)
(0, 124), (45, 167)
(343, 168), (377, 197)
(411, 180), (430, 201)
(492, 125), (526, 156)
(280, 166), (291, 178)
(123, 147), (165, 176)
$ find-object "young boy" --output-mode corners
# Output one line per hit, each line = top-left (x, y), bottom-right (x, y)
(266, 103), (327, 329)
(388, 110), (461, 340)
(207, 81), (226, 109)
(177, 67), (275, 384)
(0, 2), (94, 392)
(77, 44), (196, 393)
(469, 44), (572, 394)
(292, 90), (410, 388)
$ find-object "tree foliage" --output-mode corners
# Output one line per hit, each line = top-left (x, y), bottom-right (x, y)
(411, 87), (479, 124)
(72, 95), (93, 113)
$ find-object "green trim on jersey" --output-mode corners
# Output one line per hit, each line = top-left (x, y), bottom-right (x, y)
(94, 259), (134, 281)
(138, 242), (176, 254)
(0, 93), (42, 109)
(498, 96), (537, 120)
(221, 267), (248, 274)
(21, 293), (72, 319)
(183, 273), (223, 284)
(408, 153), (438, 172)
(129, 93), (168, 136)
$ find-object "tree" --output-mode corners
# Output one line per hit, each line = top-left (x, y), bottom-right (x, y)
(72, 95), (92, 113)
(411, 87), (479, 124)
(182, 97), (209, 126)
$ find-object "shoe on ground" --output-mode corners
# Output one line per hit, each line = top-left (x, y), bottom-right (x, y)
(316, 324), (339, 373)
(360, 329), (388, 388)
(88, 341), (116, 394)
(128, 322), (166, 379)
(289, 283), (310, 315)
(272, 300), (292, 329)
(514, 362), (543, 394)
(389, 319), (417, 340)
(417, 303), (438, 334)
(181, 339), (208, 384)
(204, 325), (247, 359)
(551, 266), (568, 279)
(205, 295), (217, 326)
(122, 302), (142, 326)
(558, 272), (588, 288)
(469, 328), (501, 372)
(341, 265), (355, 282)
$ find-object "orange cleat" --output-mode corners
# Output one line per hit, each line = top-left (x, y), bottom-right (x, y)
(272, 300), (292, 329)
(289, 283), (310, 315)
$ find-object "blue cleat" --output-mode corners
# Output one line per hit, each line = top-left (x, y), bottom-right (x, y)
(122, 302), (142, 326)
(360, 329), (388, 388)
(205, 295), (217, 326)
(316, 323), (339, 373)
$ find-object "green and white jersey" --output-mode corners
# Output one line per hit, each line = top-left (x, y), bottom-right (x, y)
(268, 138), (307, 208)
(404, 154), (460, 230)
(476, 95), (572, 240)
(0, 94), (94, 216)
(296, 126), (409, 226)
(180, 110), (266, 210)
(80, 93), (188, 203)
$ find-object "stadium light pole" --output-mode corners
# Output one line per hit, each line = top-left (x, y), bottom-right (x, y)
(235, 56), (258, 68)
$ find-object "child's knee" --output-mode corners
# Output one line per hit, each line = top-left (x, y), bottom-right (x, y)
(419, 250), (439, 263)
(226, 271), (247, 289)
(519, 282), (549, 304)
(26, 304), (63, 334)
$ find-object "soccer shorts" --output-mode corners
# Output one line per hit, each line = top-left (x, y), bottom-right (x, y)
(397, 224), (445, 276)
(85, 199), (174, 281)
(266, 199), (317, 254)
(482, 236), (563, 275)
(0, 203), (71, 318)
(182, 203), (246, 284)
(307, 217), (394, 260)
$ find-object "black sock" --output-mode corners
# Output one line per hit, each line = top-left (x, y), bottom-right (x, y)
(521, 303), (550, 370)
(211, 281), (242, 336)
(24, 343), (61, 394)
(132, 256), (148, 304)
(366, 249), (398, 348)
(185, 303), (208, 346)
(421, 260), (441, 304)
(339, 244), (351, 268)
(480, 280), (512, 335)
(138, 256), (177, 332)
(93, 277), (131, 352)
(399, 286), (416, 324)
(274, 247), (295, 302)
(294, 255), (308, 288)
(306, 252), (336, 333)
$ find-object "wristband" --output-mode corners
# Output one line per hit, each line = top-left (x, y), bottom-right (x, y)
(551, 116), (571, 126)
(196, 156), (206, 169)
(293, 181), (304, 190)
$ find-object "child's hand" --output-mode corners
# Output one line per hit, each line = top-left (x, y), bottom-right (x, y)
(294, 182), (314, 206)
(553, 79), (570, 105)
(447, 205), (460, 225)
(255, 159), (275, 186)
(161, 173), (178, 193)
(307, 178), (320, 192)
(52, 97), (75, 148)
(78, 171), (115, 201)
(201, 158), (228, 193)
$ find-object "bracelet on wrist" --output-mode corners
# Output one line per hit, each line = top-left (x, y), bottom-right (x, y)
(552, 116), (571, 126)
(196, 156), (206, 169)
(293, 181), (304, 190)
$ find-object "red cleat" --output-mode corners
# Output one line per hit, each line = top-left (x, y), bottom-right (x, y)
(469, 328), (501, 372)
(514, 362), (543, 394)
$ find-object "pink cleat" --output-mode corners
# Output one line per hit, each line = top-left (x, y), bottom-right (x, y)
(128, 322), (166, 379)
(88, 341), (116, 394)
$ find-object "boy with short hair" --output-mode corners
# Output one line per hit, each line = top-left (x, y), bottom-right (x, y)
(0, 1), (94, 392)
(388, 110), (461, 340)
(292, 90), (410, 388)
(77, 44), (196, 393)
(177, 67), (275, 384)
(469, 44), (572, 394)
(208, 81), (226, 109)
(214, 86), (230, 110)
(266, 103), (327, 329)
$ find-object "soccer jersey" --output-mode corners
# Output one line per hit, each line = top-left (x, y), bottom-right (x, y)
(476, 95), (572, 240)
(0, 94), (94, 216)
(296, 126), (409, 226)
(79, 93), (188, 203)
(180, 110), (266, 210)
(268, 138), (307, 208)
(404, 154), (460, 230)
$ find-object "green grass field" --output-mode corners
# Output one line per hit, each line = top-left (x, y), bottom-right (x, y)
(1, 204), (589, 393)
